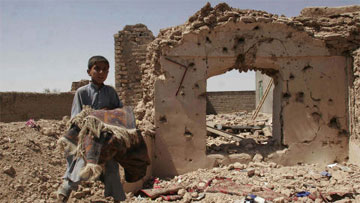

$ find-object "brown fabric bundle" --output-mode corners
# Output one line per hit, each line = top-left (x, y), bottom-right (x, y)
(59, 106), (150, 182)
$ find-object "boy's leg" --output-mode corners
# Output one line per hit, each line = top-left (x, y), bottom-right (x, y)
(104, 159), (126, 201)
(57, 155), (81, 200)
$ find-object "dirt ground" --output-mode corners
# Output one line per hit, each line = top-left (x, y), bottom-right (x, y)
(1, 113), (360, 202)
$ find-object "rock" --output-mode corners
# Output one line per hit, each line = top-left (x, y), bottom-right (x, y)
(247, 169), (255, 177)
(253, 153), (263, 162)
(15, 184), (24, 192)
(273, 197), (285, 203)
(281, 189), (292, 197)
(198, 182), (206, 189)
(178, 188), (186, 196)
(240, 16), (256, 23)
(183, 192), (192, 203)
(229, 153), (252, 164)
(3, 166), (16, 177)
(282, 173), (294, 179)
(72, 191), (88, 199)
(233, 162), (245, 170)
(191, 191), (198, 198)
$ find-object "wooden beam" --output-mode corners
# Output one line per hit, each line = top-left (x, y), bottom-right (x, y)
(206, 125), (243, 141)
(252, 78), (273, 120)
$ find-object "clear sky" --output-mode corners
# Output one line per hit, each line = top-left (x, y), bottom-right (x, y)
(0, 0), (358, 93)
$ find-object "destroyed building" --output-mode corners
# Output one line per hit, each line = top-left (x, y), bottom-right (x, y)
(113, 3), (360, 178)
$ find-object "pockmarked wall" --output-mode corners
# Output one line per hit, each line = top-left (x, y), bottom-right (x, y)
(134, 3), (360, 177)
(206, 91), (255, 114)
(0, 92), (74, 122)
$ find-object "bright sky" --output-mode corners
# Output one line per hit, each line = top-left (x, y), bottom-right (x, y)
(0, 0), (358, 93)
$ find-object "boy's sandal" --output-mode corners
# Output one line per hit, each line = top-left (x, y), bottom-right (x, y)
(57, 183), (72, 203)
(56, 193), (69, 203)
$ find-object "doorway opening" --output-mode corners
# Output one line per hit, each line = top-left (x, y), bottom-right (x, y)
(205, 69), (276, 156)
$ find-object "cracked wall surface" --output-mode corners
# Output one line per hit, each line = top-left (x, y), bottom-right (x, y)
(133, 3), (360, 177)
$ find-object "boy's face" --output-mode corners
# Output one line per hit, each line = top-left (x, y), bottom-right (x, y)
(88, 61), (109, 86)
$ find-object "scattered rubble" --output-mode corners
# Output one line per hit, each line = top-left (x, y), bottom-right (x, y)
(206, 111), (275, 155)
(1, 113), (360, 202)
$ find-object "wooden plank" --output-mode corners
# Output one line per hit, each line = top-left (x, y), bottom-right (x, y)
(252, 78), (273, 120)
(206, 125), (243, 141)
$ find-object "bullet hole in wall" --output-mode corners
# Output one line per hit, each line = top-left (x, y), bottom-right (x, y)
(223, 47), (228, 53)
(159, 115), (167, 123)
(302, 65), (313, 72)
(233, 37), (245, 50)
(311, 112), (322, 123)
(328, 117), (341, 129)
(296, 92), (304, 103)
(184, 127), (193, 138)
(289, 73), (295, 80)
(328, 98), (334, 105)
(206, 36), (212, 43)
(237, 37), (245, 44)
(283, 92), (291, 99)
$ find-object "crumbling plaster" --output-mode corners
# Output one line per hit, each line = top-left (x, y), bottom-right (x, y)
(350, 48), (360, 165)
(134, 3), (360, 177)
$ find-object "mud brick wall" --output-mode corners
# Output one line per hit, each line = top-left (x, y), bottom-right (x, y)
(0, 92), (74, 122)
(71, 80), (89, 92)
(206, 91), (255, 114)
(114, 24), (154, 107)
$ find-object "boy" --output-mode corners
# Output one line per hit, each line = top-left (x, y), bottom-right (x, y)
(57, 55), (125, 202)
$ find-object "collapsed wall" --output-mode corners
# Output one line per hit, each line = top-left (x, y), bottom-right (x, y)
(133, 3), (360, 176)
(114, 24), (155, 106)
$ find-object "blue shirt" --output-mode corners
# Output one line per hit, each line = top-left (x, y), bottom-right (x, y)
(71, 82), (123, 118)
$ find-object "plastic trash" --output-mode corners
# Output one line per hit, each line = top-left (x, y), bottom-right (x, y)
(320, 171), (332, 177)
(245, 194), (266, 203)
(296, 191), (310, 197)
(254, 196), (265, 203)
(327, 163), (337, 168)
(25, 119), (40, 130)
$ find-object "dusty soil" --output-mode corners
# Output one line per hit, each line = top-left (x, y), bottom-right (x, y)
(1, 114), (360, 202)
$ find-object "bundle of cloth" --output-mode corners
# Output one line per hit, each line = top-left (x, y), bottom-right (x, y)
(57, 106), (150, 183)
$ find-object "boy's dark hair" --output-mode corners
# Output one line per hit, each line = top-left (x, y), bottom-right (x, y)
(88, 56), (109, 70)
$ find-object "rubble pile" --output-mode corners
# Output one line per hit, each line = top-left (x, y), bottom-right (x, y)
(0, 119), (116, 202)
(206, 111), (274, 155)
(126, 160), (360, 202)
